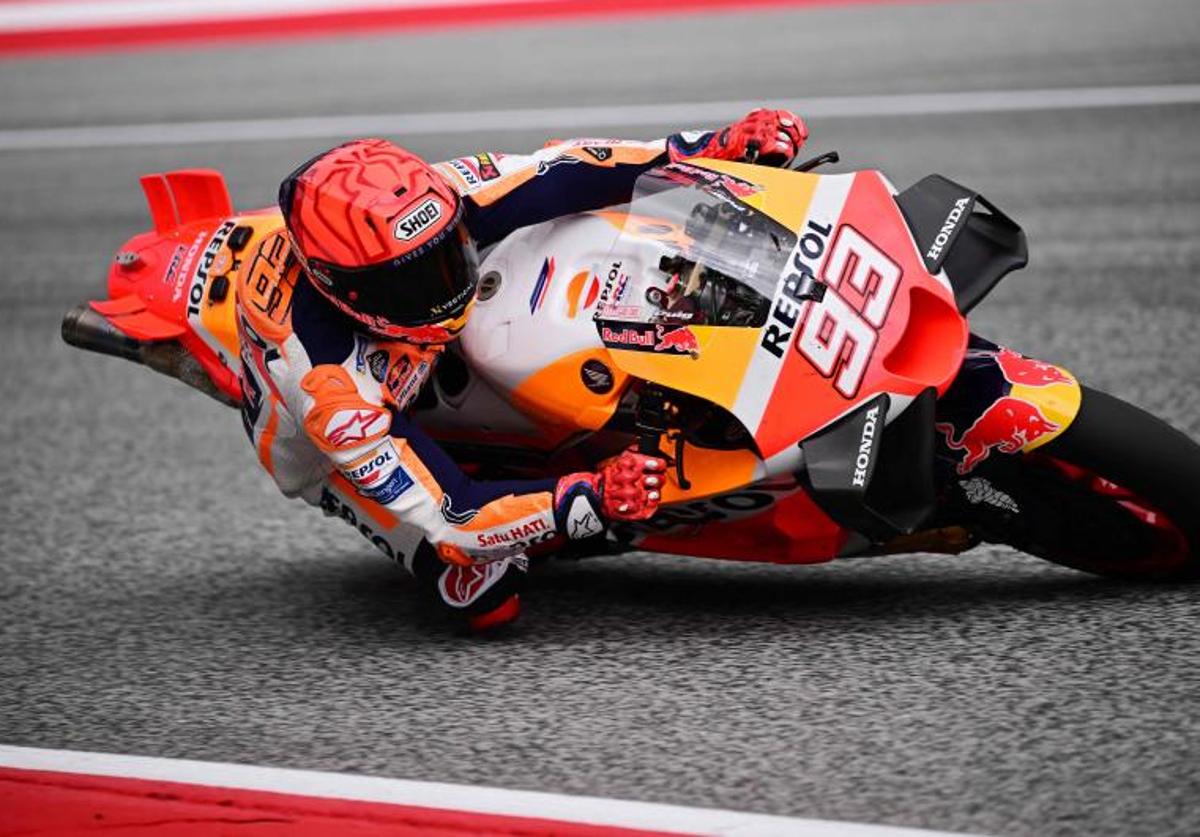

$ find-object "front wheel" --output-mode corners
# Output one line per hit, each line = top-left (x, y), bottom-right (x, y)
(953, 386), (1200, 579)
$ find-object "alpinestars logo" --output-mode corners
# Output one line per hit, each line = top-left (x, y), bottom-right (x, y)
(566, 495), (605, 539)
(851, 405), (882, 488)
(439, 560), (508, 607)
(325, 409), (387, 447)
(926, 197), (972, 261)
(394, 198), (442, 240)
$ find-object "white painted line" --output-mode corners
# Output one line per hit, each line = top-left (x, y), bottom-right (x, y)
(0, 744), (969, 837)
(0, 0), (555, 31)
(0, 84), (1197, 152)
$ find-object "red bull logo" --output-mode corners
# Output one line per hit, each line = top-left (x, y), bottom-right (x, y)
(995, 347), (1074, 387)
(654, 325), (700, 355)
(601, 324), (656, 348)
(936, 397), (1060, 475)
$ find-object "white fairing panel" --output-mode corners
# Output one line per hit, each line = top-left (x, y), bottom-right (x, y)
(459, 214), (620, 398)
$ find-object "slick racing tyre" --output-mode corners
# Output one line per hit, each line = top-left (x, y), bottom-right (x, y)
(957, 386), (1200, 580)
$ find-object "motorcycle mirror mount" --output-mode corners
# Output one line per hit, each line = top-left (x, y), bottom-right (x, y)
(793, 150), (840, 172)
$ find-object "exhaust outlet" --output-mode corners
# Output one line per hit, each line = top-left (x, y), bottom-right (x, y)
(61, 304), (141, 362)
(61, 304), (240, 408)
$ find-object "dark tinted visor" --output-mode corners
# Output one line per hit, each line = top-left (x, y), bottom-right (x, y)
(306, 223), (479, 327)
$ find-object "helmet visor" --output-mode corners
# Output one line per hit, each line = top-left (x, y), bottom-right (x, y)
(303, 222), (479, 330)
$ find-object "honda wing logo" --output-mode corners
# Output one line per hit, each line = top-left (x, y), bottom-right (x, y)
(851, 404), (881, 488)
(926, 197), (972, 262)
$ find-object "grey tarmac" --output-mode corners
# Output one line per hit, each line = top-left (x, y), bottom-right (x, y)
(2, 1), (1199, 835)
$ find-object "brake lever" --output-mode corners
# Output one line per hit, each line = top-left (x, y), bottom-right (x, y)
(793, 150), (840, 172)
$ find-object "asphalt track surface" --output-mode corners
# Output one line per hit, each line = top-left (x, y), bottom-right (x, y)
(2, 1), (1200, 834)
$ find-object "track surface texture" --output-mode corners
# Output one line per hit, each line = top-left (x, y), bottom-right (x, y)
(3, 1), (1200, 835)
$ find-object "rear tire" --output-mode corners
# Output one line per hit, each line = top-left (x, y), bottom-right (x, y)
(961, 386), (1200, 579)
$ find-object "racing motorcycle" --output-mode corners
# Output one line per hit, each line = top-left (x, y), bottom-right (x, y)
(62, 153), (1200, 580)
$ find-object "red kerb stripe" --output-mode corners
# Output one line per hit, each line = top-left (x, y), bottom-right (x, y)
(0, 0), (931, 56)
(0, 766), (687, 836)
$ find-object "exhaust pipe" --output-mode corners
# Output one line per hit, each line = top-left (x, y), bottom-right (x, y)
(61, 304), (240, 408)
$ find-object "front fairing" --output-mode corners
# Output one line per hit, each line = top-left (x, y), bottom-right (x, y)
(595, 160), (968, 460)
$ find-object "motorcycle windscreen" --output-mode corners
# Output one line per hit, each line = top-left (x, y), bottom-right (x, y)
(597, 161), (967, 460)
(592, 165), (795, 423)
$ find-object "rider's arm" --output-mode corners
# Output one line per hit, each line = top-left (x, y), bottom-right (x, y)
(435, 110), (806, 246)
(434, 138), (674, 247)
(296, 364), (655, 564)
(299, 364), (564, 563)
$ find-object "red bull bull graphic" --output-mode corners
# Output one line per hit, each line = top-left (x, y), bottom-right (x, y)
(654, 325), (700, 355)
(995, 347), (1074, 387)
(936, 397), (1061, 475)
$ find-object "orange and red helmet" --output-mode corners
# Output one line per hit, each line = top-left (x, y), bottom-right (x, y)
(279, 138), (477, 343)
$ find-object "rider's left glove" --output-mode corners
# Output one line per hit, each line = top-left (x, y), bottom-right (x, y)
(554, 449), (666, 537)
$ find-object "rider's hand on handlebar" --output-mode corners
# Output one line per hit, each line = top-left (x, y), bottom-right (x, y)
(554, 450), (666, 536)
(599, 448), (666, 521)
(704, 108), (808, 168)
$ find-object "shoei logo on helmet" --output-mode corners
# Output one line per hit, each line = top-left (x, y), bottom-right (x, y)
(394, 198), (443, 241)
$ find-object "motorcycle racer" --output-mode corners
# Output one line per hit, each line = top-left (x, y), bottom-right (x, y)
(236, 109), (807, 630)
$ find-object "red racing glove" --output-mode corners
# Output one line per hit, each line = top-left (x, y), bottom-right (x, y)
(554, 450), (667, 536)
(671, 108), (808, 168)
(599, 448), (666, 520)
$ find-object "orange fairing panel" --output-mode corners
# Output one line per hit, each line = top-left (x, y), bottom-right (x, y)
(509, 348), (627, 431)
(605, 324), (761, 412)
(657, 444), (762, 503)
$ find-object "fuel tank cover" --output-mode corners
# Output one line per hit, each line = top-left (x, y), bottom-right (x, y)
(477, 271), (502, 301)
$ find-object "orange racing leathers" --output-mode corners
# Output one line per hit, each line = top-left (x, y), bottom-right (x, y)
(236, 130), (736, 618)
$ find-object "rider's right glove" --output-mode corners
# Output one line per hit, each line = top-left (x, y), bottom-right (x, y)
(554, 449), (667, 538)
(670, 108), (808, 168)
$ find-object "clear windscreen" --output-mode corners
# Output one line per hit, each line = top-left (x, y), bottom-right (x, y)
(594, 163), (797, 329)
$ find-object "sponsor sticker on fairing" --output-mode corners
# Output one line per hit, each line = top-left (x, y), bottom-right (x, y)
(926, 196), (972, 261)
(185, 220), (236, 319)
(172, 232), (206, 303)
(161, 244), (186, 293)
(528, 257), (556, 314)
